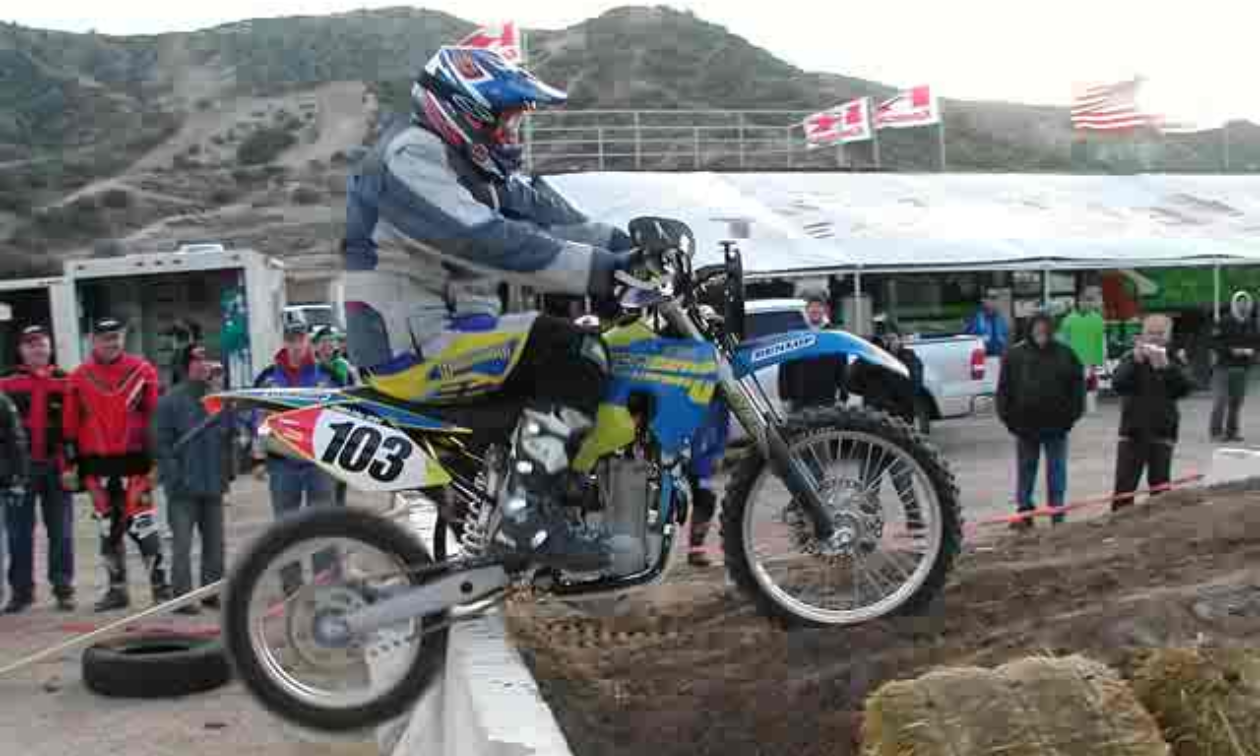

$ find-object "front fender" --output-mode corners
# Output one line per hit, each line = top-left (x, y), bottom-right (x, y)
(731, 329), (908, 379)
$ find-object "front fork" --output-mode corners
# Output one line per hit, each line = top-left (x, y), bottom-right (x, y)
(659, 302), (836, 541)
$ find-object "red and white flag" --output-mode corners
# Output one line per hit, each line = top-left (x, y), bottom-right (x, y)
(804, 108), (845, 147)
(1071, 78), (1152, 131)
(837, 97), (874, 143)
(459, 21), (522, 63)
(874, 85), (940, 129)
(805, 97), (875, 147)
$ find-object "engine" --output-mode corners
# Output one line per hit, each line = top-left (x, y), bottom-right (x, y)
(596, 457), (661, 577)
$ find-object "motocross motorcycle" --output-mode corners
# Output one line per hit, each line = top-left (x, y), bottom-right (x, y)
(210, 217), (962, 732)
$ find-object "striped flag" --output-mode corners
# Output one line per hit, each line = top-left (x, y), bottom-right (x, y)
(1071, 78), (1153, 131)
(459, 22), (522, 63)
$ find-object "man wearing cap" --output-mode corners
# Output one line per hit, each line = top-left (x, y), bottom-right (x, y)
(254, 322), (340, 594)
(0, 325), (74, 612)
(64, 318), (170, 612)
(152, 343), (229, 615)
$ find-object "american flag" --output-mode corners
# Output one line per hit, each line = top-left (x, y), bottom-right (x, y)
(1071, 78), (1153, 131)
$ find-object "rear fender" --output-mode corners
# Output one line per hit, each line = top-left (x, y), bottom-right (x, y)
(731, 329), (908, 379)
(264, 405), (451, 491)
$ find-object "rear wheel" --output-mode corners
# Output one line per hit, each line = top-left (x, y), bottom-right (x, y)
(222, 507), (447, 732)
(721, 406), (962, 627)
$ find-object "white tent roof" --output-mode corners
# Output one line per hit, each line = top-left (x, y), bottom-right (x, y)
(544, 172), (1260, 274)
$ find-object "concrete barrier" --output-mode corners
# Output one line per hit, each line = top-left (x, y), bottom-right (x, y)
(373, 494), (574, 756)
(1207, 446), (1260, 486)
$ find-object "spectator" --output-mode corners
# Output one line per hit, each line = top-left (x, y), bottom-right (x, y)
(0, 325), (74, 613)
(1111, 315), (1193, 511)
(1209, 291), (1257, 442)
(0, 388), (29, 613)
(686, 396), (729, 568)
(253, 322), (340, 595)
(152, 344), (230, 615)
(778, 291), (847, 412)
(312, 325), (354, 509)
(996, 312), (1086, 529)
(850, 323), (923, 521)
(967, 289), (1010, 357)
(64, 318), (170, 612)
(312, 325), (357, 387)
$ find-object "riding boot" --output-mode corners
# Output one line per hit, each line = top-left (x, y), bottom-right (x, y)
(137, 531), (172, 604)
(97, 526), (131, 613)
(687, 521), (715, 567)
(493, 407), (611, 573)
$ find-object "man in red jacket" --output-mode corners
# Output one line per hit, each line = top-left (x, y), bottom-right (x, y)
(64, 318), (170, 612)
(0, 325), (76, 612)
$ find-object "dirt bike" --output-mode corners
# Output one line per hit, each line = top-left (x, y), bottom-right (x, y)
(209, 217), (962, 732)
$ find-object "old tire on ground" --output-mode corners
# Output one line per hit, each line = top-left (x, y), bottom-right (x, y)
(222, 507), (447, 732)
(721, 405), (963, 628)
(83, 633), (231, 698)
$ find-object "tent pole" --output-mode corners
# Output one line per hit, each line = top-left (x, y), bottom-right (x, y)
(1214, 264), (1222, 322)
(853, 268), (863, 335)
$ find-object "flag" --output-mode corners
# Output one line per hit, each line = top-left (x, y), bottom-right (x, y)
(459, 22), (522, 63)
(804, 108), (844, 147)
(874, 85), (940, 129)
(837, 97), (874, 143)
(1071, 78), (1152, 131)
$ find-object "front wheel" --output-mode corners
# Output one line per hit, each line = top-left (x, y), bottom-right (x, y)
(222, 507), (447, 732)
(722, 406), (962, 627)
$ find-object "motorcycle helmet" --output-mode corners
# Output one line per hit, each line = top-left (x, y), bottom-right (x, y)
(413, 46), (567, 179)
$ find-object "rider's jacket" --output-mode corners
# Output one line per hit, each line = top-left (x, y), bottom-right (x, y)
(64, 353), (160, 476)
(342, 113), (630, 324)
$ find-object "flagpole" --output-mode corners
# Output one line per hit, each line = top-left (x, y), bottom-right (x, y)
(938, 113), (947, 172)
(522, 24), (534, 173)
(1223, 122), (1231, 173)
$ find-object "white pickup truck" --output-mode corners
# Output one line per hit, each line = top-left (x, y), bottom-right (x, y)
(739, 299), (996, 434)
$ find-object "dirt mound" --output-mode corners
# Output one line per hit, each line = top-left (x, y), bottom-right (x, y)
(511, 487), (1260, 756)
(863, 655), (1168, 756)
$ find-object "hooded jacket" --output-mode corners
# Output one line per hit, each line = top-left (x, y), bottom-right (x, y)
(996, 317), (1086, 437)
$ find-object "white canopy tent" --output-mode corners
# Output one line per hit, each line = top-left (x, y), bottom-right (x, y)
(544, 172), (1260, 275)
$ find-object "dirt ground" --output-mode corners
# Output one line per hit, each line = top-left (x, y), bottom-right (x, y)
(513, 484), (1260, 756)
(0, 477), (383, 756)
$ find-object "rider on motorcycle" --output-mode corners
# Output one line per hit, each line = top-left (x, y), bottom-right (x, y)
(340, 46), (636, 572)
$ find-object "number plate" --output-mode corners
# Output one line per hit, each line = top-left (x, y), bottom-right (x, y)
(264, 407), (450, 491)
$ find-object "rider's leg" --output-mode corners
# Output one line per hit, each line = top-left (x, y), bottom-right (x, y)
(122, 474), (170, 603)
(688, 478), (718, 568)
(493, 316), (613, 571)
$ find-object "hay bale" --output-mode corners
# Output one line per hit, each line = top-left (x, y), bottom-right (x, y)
(1132, 647), (1260, 756)
(862, 655), (1168, 756)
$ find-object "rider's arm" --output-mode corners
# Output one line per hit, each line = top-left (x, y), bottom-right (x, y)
(380, 133), (622, 297)
(501, 175), (634, 251)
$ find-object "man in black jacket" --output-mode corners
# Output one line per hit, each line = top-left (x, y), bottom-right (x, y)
(1210, 291), (1256, 442)
(0, 390), (31, 611)
(996, 312), (1086, 528)
(1111, 315), (1192, 510)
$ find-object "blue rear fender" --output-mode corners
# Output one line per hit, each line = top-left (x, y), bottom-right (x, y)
(731, 329), (908, 379)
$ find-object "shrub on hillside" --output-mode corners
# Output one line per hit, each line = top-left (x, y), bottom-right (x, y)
(237, 125), (298, 165)
(292, 185), (322, 205)
(100, 188), (131, 209)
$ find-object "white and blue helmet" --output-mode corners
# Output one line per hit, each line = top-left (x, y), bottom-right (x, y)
(414, 46), (567, 179)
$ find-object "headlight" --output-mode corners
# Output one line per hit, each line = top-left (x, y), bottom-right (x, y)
(520, 435), (568, 475)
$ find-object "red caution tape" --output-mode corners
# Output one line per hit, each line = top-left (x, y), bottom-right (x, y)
(975, 472), (1205, 531)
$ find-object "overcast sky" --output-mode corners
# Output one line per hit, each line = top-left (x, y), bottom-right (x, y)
(8, 0), (1259, 122)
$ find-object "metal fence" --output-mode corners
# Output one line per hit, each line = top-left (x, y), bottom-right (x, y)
(525, 109), (843, 173)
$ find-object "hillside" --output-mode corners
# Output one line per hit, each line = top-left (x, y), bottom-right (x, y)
(1, 5), (1257, 273)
